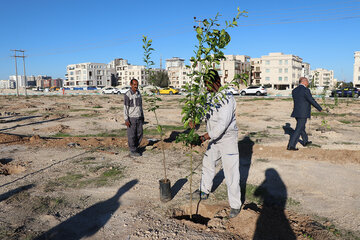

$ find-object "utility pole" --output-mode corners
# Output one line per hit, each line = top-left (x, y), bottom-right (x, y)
(20, 50), (27, 96)
(11, 49), (27, 96)
(160, 55), (162, 70)
(11, 50), (19, 96)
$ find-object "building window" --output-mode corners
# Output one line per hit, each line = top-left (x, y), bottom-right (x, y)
(265, 60), (270, 65)
(279, 68), (282, 73)
(265, 69), (270, 73)
(284, 68), (288, 73)
(279, 60), (282, 65)
(284, 60), (288, 65)
(279, 77), (282, 81)
(285, 77), (288, 81)
(266, 77), (270, 81)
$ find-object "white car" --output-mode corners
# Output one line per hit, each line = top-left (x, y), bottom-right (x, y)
(118, 86), (131, 94)
(102, 87), (120, 94)
(227, 87), (240, 95)
(240, 86), (267, 96)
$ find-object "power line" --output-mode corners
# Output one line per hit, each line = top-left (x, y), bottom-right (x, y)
(245, 6), (360, 20)
(238, 14), (360, 26)
(248, 0), (360, 14)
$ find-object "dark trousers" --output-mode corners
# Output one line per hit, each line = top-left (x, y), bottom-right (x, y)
(127, 117), (143, 152)
(288, 118), (308, 148)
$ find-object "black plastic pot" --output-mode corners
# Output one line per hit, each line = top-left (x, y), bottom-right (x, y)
(159, 179), (171, 202)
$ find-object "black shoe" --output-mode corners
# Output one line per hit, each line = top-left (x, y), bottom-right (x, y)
(287, 146), (299, 151)
(229, 208), (241, 218)
(303, 141), (312, 147)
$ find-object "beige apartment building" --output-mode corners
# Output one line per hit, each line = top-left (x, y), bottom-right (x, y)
(250, 58), (262, 85)
(259, 52), (303, 90)
(354, 51), (360, 87)
(112, 58), (149, 87)
(65, 63), (114, 88)
(165, 57), (191, 88)
(214, 55), (251, 86)
(310, 68), (337, 89)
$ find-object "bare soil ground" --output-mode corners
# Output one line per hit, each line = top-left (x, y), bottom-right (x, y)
(0, 94), (359, 239)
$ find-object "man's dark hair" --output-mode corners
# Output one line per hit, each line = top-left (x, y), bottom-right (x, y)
(204, 69), (221, 84)
(130, 78), (138, 85)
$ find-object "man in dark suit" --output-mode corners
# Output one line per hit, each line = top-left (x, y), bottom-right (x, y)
(287, 77), (322, 150)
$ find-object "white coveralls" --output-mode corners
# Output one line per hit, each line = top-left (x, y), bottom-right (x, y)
(200, 90), (241, 209)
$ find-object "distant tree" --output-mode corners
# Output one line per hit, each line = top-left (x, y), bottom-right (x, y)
(111, 74), (118, 87)
(336, 81), (353, 88)
(149, 70), (170, 87)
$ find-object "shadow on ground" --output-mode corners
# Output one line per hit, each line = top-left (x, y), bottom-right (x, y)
(252, 168), (296, 240)
(34, 179), (138, 240)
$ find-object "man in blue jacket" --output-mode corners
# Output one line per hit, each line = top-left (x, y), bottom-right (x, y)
(287, 77), (322, 150)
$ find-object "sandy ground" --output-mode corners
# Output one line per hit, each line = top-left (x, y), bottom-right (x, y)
(0, 94), (359, 239)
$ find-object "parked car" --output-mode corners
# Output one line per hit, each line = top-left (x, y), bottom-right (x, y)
(240, 86), (267, 96)
(330, 87), (360, 98)
(227, 87), (240, 95)
(32, 87), (43, 91)
(102, 87), (119, 94)
(159, 87), (179, 95)
(118, 86), (131, 94)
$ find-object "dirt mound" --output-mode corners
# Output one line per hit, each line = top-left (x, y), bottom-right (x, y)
(0, 133), (23, 144)
(0, 163), (26, 175)
(42, 124), (71, 133)
(172, 202), (335, 240)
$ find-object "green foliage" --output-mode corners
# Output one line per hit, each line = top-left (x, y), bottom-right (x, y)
(177, 8), (247, 146)
(142, 36), (168, 181)
(150, 70), (170, 88)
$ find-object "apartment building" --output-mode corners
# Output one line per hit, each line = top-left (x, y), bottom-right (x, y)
(36, 75), (52, 88)
(302, 62), (311, 79)
(259, 52), (303, 90)
(112, 58), (149, 87)
(213, 55), (251, 86)
(311, 68), (337, 89)
(250, 58), (262, 85)
(9, 75), (36, 87)
(166, 57), (191, 88)
(65, 63), (114, 88)
(354, 51), (360, 87)
(0, 80), (16, 89)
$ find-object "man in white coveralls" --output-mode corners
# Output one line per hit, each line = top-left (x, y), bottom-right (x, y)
(190, 69), (241, 218)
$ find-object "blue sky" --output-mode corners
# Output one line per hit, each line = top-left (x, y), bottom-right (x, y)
(0, 0), (359, 81)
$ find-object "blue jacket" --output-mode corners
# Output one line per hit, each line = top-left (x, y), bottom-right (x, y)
(291, 85), (322, 118)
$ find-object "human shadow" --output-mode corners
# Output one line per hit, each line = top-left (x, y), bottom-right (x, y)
(138, 138), (159, 154)
(0, 184), (35, 202)
(34, 179), (138, 240)
(0, 117), (64, 132)
(282, 123), (294, 138)
(210, 169), (224, 193)
(163, 128), (191, 143)
(283, 123), (306, 146)
(238, 136), (254, 205)
(171, 178), (188, 199)
(253, 168), (296, 240)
